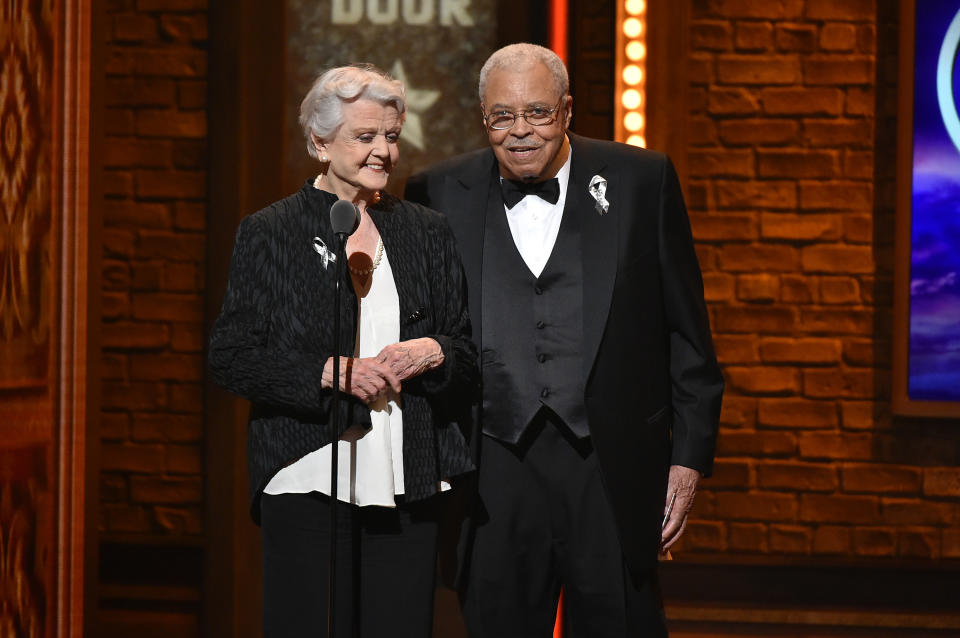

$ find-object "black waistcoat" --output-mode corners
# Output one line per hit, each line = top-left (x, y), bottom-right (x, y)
(480, 190), (589, 443)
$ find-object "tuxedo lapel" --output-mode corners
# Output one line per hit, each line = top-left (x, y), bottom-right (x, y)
(568, 134), (617, 384)
(442, 151), (496, 349)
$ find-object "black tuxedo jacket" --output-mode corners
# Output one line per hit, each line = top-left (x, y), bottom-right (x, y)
(406, 133), (723, 575)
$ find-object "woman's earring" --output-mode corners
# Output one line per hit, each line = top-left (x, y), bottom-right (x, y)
(321, 155), (329, 163)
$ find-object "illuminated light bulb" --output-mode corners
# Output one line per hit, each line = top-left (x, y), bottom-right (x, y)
(625, 0), (646, 15)
(621, 89), (642, 110)
(626, 42), (646, 62)
(624, 112), (645, 132)
(623, 17), (643, 38)
(622, 64), (644, 85)
(626, 134), (646, 147)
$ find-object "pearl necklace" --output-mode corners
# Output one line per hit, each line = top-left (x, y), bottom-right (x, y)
(349, 237), (384, 277)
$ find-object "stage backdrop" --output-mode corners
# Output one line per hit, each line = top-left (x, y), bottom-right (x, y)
(895, 0), (960, 416)
(283, 0), (497, 194)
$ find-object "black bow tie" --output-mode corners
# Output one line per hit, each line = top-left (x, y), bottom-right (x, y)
(500, 178), (560, 209)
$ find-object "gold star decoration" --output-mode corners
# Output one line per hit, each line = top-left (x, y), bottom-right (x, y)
(390, 60), (439, 151)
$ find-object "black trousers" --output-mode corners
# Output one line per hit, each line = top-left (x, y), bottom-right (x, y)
(461, 411), (668, 638)
(261, 492), (441, 638)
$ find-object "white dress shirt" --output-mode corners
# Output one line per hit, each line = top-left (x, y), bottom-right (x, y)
(503, 149), (572, 277)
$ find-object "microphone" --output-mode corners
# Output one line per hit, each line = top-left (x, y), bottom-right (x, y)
(330, 200), (360, 236)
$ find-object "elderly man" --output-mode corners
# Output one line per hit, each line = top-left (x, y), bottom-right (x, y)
(406, 43), (723, 637)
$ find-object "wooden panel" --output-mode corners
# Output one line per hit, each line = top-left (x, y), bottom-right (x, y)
(646, 0), (690, 184)
(1, 1), (59, 634)
(662, 558), (960, 635)
(566, 0), (690, 183)
(0, 0), (96, 635)
(206, 1), (284, 635)
(0, 0), (55, 391)
(55, 0), (98, 634)
(0, 445), (54, 635)
(568, 0), (615, 140)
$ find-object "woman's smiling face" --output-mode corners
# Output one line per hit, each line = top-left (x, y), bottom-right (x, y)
(316, 98), (402, 199)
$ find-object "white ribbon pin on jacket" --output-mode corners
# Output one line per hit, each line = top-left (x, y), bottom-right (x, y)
(313, 236), (336, 269)
(589, 175), (609, 214)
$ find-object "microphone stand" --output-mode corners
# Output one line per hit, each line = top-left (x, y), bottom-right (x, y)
(329, 229), (348, 638)
(326, 198), (360, 638)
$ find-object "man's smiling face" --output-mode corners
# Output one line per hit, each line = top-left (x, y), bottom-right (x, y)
(481, 62), (572, 183)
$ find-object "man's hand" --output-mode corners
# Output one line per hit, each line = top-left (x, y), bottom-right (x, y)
(322, 356), (402, 403)
(375, 338), (444, 382)
(660, 464), (700, 552)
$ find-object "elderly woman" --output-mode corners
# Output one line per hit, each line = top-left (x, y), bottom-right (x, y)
(209, 64), (476, 638)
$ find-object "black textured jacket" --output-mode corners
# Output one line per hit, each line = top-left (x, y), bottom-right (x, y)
(209, 182), (478, 522)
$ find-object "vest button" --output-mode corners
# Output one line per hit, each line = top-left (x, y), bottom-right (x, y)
(534, 285), (543, 295)
(540, 387), (550, 398)
(536, 320), (545, 329)
(537, 353), (547, 363)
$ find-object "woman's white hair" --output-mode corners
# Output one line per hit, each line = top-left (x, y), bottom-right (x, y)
(299, 63), (406, 159)
(478, 43), (569, 101)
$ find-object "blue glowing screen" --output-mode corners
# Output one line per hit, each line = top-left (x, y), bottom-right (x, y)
(909, 1), (960, 400)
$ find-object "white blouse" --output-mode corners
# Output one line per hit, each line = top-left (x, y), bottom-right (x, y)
(263, 248), (406, 507)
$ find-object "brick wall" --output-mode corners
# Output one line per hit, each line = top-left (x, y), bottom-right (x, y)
(92, 0), (960, 562)
(680, 0), (960, 560)
(100, 0), (208, 537)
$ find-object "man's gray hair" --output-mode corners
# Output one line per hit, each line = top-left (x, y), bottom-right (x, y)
(299, 63), (406, 159)
(478, 43), (569, 102)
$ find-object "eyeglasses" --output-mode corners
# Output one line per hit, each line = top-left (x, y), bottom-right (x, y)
(482, 97), (566, 131)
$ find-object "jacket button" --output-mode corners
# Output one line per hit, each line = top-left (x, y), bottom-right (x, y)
(536, 320), (545, 329)
(534, 285), (543, 295)
(540, 387), (550, 398)
(537, 353), (547, 363)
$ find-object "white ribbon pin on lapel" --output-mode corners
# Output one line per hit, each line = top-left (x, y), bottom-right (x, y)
(313, 236), (336, 269)
(589, 175), (609, 215)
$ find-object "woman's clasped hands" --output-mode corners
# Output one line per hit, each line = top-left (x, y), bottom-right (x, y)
(322, 337), (443, 403)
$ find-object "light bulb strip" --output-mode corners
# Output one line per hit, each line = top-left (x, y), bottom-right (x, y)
(615, 0), (647, 147)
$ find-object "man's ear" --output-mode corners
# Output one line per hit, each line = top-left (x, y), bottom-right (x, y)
(562, 95), (573, 129)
